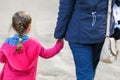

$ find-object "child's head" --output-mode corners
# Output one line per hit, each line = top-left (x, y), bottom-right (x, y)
(11, 11), (32, 52)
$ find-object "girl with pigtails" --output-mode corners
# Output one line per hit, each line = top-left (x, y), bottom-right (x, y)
(0, 11), (64, 80)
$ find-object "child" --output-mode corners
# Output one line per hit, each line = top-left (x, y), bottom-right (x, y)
(0, 11), (64, 80)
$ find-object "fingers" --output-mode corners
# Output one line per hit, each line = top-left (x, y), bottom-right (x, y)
(56, 38), (64, 43)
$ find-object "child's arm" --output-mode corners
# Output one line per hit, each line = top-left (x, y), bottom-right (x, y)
(39, 39), (64, 59)
(0, 43), (7, 63)
(0, 49), (6, 63)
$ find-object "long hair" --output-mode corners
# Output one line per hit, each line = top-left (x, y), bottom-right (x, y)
(11, 11), (32, 52)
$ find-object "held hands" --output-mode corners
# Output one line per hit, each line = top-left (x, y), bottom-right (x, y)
(56, 39), (64, 47)
(111, 27), (120, 40)
(56, 39), (64, 43)
(55, 38), (64, 50)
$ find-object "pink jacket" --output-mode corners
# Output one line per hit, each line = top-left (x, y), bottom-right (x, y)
(0, 38), (63, 80)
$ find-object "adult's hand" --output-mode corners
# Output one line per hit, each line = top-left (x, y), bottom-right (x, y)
(56, 38), (64, 43)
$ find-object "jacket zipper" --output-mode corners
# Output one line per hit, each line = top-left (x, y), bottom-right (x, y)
(91, 11), (96, 27)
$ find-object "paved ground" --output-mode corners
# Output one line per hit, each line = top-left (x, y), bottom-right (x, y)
(0, 0), (120, 80)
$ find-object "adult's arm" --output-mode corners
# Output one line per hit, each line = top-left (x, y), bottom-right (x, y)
(54, 0), (75, 39)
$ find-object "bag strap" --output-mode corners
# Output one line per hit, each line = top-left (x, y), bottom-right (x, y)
(106, 0), (112, 37)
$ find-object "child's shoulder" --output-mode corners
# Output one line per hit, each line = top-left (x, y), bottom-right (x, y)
(29, 37), (41, 45)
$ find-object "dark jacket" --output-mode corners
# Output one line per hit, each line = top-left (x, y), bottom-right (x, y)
(54, 0), (120, 43)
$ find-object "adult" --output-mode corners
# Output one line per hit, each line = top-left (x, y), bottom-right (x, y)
(54, 0), (120, 80)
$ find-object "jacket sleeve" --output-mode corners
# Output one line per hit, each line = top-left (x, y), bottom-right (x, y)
(0, 49), (6, 63)
(39, 41), (63, 59)
(54, 0), (75, 39)
(115, 0), (120, 6)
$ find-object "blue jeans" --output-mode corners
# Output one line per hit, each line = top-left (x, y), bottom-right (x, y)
(69, 42), (103, 80)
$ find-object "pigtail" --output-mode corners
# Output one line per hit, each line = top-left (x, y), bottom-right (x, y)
(16, 21), (24, 52)
(11, 11), (32, 52)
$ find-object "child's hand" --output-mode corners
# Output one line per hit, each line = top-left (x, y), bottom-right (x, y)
(55, 39), (64, 50)
(56, 39), (64, 47)
(56, 39), (64, 43)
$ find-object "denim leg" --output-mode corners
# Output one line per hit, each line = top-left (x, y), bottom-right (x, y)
(92, 42), (103, 77)
(69, 43), (94, 80)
